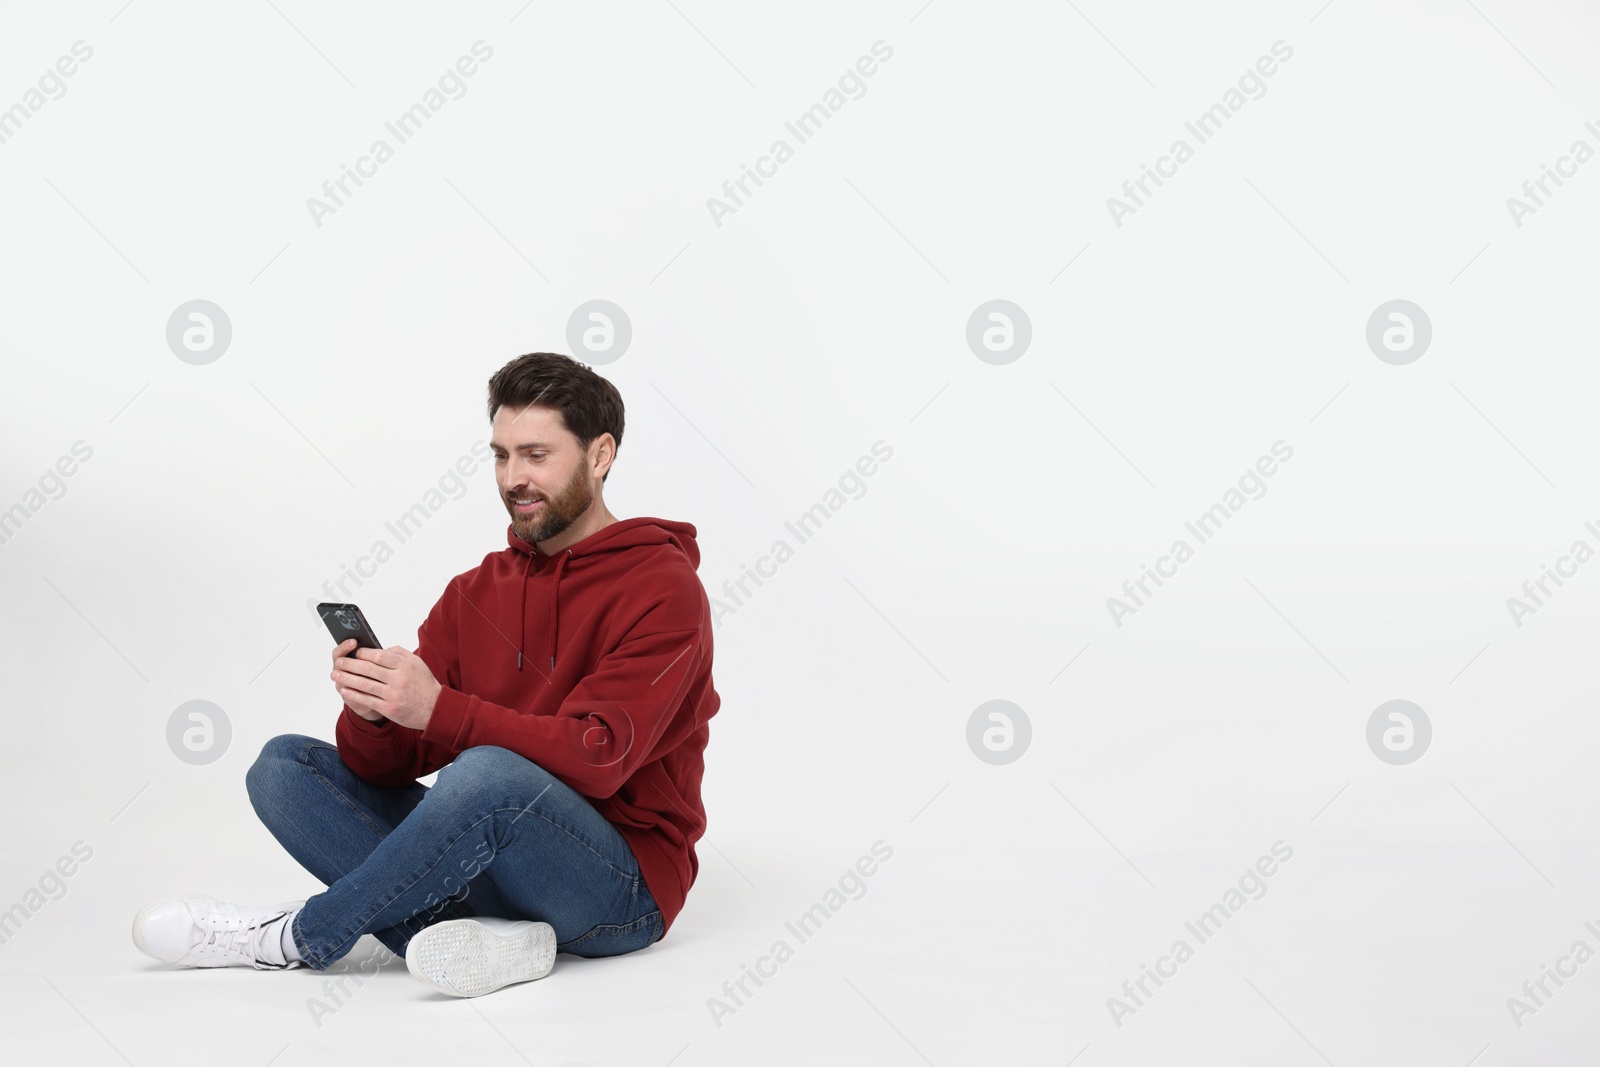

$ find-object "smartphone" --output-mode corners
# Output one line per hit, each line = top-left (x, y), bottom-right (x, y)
(317, 603), (383, 651)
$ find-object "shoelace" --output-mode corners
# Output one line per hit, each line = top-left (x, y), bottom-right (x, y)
(205, 910), (289, 969)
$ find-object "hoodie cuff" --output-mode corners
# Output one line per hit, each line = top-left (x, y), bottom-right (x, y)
(342, 706), (394, 735)
(422, 685), (471, 747)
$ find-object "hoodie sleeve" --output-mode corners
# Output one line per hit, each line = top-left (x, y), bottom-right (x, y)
(333, 582), (464, 787)
(334, 706), (427, 787)
(419, 617), (706, 800)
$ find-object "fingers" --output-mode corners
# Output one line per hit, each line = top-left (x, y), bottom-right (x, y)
(337, 675), (383, 702)
(334, 659), (381, 681)
(331, 640), (387, 720)
(331, 643), (413, 724)
(340, 687), (385, 720)
(333, 667), (385, 697)
(335, 651), (390, 681)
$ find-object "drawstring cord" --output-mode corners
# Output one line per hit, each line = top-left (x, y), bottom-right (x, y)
(549, 552), (568, 671)
(518, 547), (570, 672)
(517, 550), (532, 670)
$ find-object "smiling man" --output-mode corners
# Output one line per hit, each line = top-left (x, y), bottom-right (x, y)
(132, 352), (720, 997)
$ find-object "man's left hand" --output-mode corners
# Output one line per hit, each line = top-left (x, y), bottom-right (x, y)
(333, 645), (442, 732)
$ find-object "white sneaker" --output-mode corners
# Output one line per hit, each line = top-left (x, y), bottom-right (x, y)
(405, 916), (557, 997)
(132, 895), (306, 970)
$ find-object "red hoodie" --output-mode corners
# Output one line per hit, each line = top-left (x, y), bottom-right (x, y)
(334, 516), (719, 938)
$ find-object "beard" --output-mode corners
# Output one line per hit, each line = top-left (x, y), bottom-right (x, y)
(505, 461), (593, 546)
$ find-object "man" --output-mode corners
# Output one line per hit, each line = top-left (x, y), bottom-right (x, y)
(132, 352), (719, 998)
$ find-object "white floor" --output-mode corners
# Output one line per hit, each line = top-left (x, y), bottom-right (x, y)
(4, 740), (1600, 1067)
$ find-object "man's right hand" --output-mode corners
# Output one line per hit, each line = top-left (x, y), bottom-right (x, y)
(332, 638), (388, 722)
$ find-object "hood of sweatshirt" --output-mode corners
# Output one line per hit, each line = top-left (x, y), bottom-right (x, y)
(505, 516), (702, 673)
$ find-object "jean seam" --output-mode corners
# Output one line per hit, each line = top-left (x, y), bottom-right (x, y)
(299, 742), (392, 841)
(561, 908), (662, 951)
(519, 804), (636, 882)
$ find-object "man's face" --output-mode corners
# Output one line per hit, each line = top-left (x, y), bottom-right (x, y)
(490, 404), (598, 546)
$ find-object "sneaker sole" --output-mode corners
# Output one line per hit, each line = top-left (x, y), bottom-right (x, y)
(405, 919), (556, 997)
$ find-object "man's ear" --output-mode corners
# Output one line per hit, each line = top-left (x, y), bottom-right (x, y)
(591, 433), (616, 479)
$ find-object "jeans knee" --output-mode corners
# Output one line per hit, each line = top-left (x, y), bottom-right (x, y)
(245, 733), (321, 812)
(432, 746), (546, 803)
(443, 745), (534, 777)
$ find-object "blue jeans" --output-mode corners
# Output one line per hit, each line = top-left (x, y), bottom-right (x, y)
(245, 734), (662, 971)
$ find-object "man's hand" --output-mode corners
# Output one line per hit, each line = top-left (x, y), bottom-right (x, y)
(330, 639), (384, 722)
(331, 640), (443, 731)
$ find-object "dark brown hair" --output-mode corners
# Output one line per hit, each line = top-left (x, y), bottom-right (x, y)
(487, 353), (625, 483)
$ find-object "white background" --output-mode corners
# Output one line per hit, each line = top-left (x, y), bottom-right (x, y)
(3, 1), (1600, 1064)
